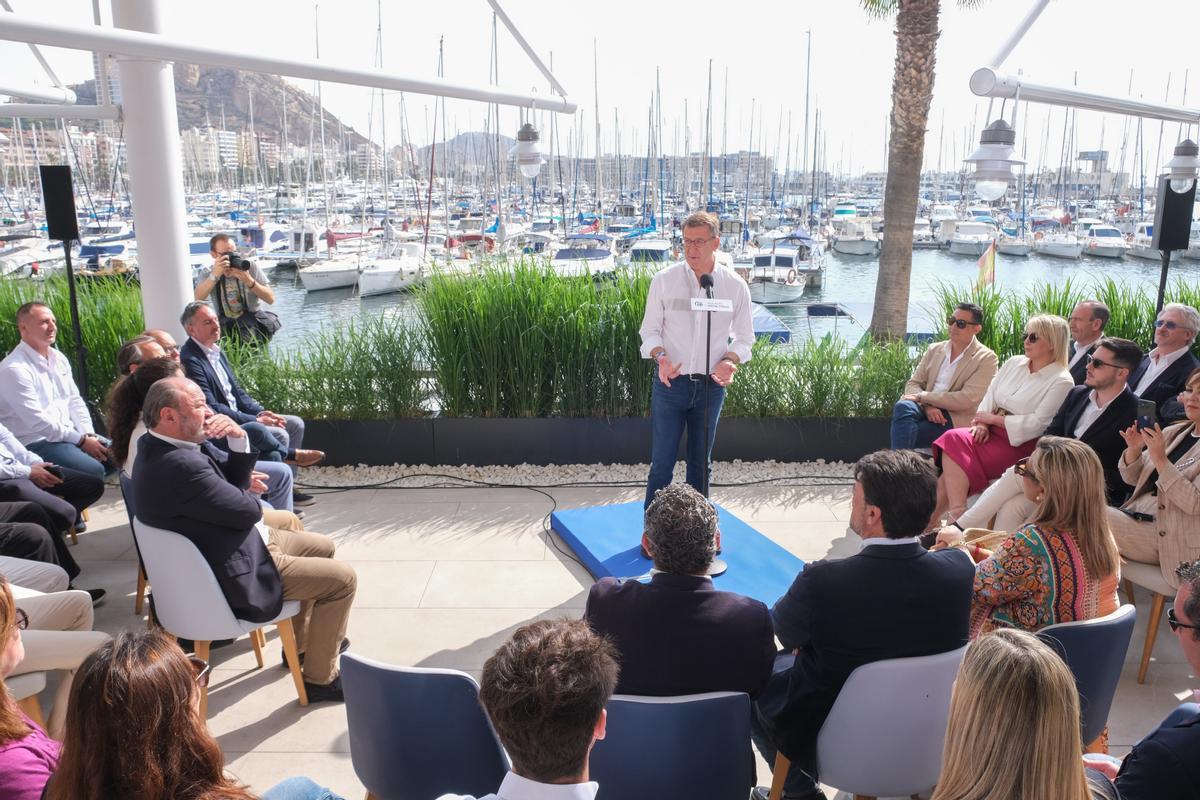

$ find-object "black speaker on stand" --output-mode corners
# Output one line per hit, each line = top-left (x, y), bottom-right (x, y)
(38, 165), (89, 402)
(1152, 172), (1198, 314)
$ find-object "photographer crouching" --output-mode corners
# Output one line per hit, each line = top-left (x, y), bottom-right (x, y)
(194, 233), (282, 344)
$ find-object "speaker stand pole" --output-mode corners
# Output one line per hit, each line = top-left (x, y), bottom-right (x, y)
(61, 244), (89, 404)
(1154, 248), (1171, 316)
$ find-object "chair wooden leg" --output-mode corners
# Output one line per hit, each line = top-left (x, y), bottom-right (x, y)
(853, 796), (877, 800)
(134, 564), (147, 615)
(16, 695), (44, 727)
(1122, 578), (1135, 603)
(277, 617), (309, 706)
(768, 752), (791, 800)
(250, 627), (265, 668)
(68, 528), (78, 545)
(365, 794), (378, 800)
(194, 640), (211, 719)
(1137, 592), (1167, 684)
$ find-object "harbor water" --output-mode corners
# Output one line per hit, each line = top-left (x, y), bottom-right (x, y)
(262, 248), (1200, 352)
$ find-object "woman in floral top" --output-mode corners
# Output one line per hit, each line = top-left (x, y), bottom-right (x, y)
(939, 436), (1121, 637)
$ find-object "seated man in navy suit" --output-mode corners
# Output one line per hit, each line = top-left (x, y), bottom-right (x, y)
(1129, 303), (1200, 424)
(132, 377), (355, 702)
(751, 450), (974, 800)
(179, 301), (323, 507)
(584, 483), (775, 699)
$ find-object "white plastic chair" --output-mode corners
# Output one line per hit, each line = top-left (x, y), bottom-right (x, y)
(132, 518), (308, 716)
(768, 645), (968, 800)
(1122, 561), (1175, 684)
(7, 671), (47, 727)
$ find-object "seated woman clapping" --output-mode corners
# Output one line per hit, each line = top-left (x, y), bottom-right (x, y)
(1107, 367), (1200, 592)
(937, 436), (1120, 638)
(929, 314), (1074, 528)
(931, 628), (1118, 800)
(42, 630), (343, 800)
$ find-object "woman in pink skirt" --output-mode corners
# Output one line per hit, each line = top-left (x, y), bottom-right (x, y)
(929, 313), (1073, 528)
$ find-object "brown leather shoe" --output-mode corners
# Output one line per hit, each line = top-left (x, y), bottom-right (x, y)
(287, 449), (325, 467)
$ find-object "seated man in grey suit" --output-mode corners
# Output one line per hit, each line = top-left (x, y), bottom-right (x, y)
(585, 483), (775, 699)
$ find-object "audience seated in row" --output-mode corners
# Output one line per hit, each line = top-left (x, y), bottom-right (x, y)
(891, 302), (999, 450)
(0, 500), (97, 600)
(929, 314), (1075, 528)
(584, 483), (775, 699)
(931, 628), (1118, 800)
(938, 437), (1121, 638)
(132, 378), (355, 702)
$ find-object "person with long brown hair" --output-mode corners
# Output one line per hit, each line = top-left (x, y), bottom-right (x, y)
(44, 629), (343, 800)
(938, 436), (1121, 637)
(0, 574), (60, 800)
(931, 629), (1117, 800)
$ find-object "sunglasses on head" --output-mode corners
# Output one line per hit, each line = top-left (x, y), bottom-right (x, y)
(1014, 457), (1036, 481)
(188, 655), (211, 689)
(947, 317), (975, 329)
(1022, 332), (1040, 343)
(1168, 607), (1200, 633)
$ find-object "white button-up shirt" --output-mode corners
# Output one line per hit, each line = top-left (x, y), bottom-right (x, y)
(1068, 339), (1098, 370)
(0, 420), (40, 480)
(436, 772), (599, 800)
(1134, 346), (1191, 396)
(639, 261), (755, 374)
(931, 349), (965, 394)
(1073, 389), (1117, 438)
(0, 341), (94, 445)
(194, 337), (238, 411)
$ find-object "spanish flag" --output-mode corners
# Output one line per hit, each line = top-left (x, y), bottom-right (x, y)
(975, 239), (996, 291)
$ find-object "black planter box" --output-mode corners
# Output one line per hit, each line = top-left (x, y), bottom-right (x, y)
(306, 416), (890, 467)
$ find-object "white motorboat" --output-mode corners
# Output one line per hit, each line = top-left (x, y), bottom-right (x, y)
(748, 229), (824, 302)
(996, 233), (1033, 257)
(1127, 222), (1161, 261)
(298, 255), (361, 291)
(357, 243), (425, 297)
(830, 218), (879, 256)
(551, 234), (617, 278)
(929, 204), (958, 230)
(1183, 221), (1200, 262)
(948, 221), (997, 256)
(1033, 231), (1084, 259)
(1081, 224), (1129, 259)
(625, 238), (673, 271)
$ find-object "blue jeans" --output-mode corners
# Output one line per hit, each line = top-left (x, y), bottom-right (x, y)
(750, 704), (820, 797)
(267, 414), (306, 477)
(27, 438), (113, 480)
(645, 375), (725, 509)
(241, 421), (289, 461)
(260, 776), (344, 800)
(889, 399), (952, 450)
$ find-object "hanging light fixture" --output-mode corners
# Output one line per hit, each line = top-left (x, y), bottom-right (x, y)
(1165, 138), (1200, 194)
(509, 122), (545, 179)
(964, 119), (1026, 202)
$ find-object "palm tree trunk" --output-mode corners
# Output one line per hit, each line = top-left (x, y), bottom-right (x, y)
(870, 0), (941, 342)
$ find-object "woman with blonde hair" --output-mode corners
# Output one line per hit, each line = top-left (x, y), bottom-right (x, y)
(929, 313), (1074, 528)
(939, 436), (1121, 637)
(931, 629), (1117, 800)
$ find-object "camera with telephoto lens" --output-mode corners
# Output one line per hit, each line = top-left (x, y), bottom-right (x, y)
(225, 252), (252, 270)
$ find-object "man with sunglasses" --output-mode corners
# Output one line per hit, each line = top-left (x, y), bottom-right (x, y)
(952, 338), (1142, 534)
(1129, 303), (1200, 424)
(891, 303), (997, 450)
(1067, 300), (1111, 385)
(1082, 560), (1200, 798)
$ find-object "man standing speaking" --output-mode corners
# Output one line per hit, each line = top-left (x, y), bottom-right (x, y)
(639, 211), (754, 509)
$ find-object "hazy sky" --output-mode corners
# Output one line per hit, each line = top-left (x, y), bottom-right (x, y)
(2, 0), (1198, 175)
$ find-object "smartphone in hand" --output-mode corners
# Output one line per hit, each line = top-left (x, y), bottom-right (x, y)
(1136, 399), (1158, 431)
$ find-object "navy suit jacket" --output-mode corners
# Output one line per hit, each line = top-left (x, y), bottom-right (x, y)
(584, 573), (776, 699)
(132, 432), (283, 623)
(180, 337), (264, 425)
(758, 542), (974, 769)
(1129, 350), (1200, 424)
(1044, 385), (1139, 504)
(1115, 708), (1200, 799)
(1068, 341), (1100, 385)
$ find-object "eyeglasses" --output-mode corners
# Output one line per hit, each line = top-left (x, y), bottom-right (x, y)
(1086, 354), (1119, 370)
(1014, 457), (1036, 481)
(188, 655), (211, 689)
(682, 237), (714, 248)
(164, 345), (180, 355)
(1155, 319), (1191, 331)
(1168, 607), (1200, 633)
(14, 608), (28, 631)
(947, 317), (976, 330)
(1022, 332), (1040, 343)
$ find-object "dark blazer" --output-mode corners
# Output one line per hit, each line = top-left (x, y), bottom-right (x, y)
(1129, 350), (1200, 424)
(758, 542), (974, 770)
(1044, 384), (1139, 504)
(584, 573), (776, 699)
(180, 337), (264, 425)
(1068, 341), (1100, 385)
(1115, 707), (1200, 799)
(132, 432), (283, 622)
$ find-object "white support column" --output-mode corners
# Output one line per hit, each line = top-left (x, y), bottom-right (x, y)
(109, 0), (190, 337)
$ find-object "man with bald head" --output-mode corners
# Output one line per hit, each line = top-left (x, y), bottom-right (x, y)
(132, 377), (355, 702)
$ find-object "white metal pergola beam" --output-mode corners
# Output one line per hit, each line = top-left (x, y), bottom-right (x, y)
(2, 102), (118, 119)
(0, 83), (76, 104)
(0, 12), (578, 113)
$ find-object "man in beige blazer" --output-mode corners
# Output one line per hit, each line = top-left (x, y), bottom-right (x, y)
(890, 302), (999, 449)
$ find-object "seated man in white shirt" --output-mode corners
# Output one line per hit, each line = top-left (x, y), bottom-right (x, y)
(436, 619), (619, 800)
(1129, 303), (1200, 424)
(0, 302), (112, 481)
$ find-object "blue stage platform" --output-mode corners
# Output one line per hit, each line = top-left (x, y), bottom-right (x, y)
(550, 501), (804, 607)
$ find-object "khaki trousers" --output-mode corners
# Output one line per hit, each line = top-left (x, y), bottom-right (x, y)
(1107, 506), (1173, 587)
(266, 526), (356, 685)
